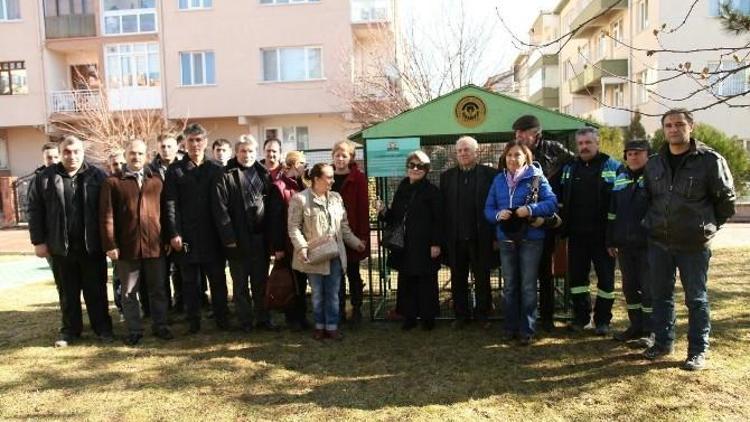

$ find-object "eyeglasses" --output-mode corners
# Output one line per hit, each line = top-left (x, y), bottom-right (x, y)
(407, 162), (428, 171)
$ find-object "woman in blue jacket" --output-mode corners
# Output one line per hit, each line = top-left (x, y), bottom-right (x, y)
(485, 140), (558, 344)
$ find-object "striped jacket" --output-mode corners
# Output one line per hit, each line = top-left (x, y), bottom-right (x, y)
(606, 167), (649, 249)
(559, 152), (623, 235)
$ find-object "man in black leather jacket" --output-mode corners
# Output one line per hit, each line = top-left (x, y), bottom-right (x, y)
(642, 109), (735, 371)
(27, 136), (113, 347)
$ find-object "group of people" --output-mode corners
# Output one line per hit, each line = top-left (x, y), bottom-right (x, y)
(27, 108), (735, 371)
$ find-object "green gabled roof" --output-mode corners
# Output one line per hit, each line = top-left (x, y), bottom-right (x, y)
(348, 84), (593, 143)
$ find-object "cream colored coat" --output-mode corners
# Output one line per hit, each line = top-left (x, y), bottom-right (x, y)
(288, 189), (364, 275)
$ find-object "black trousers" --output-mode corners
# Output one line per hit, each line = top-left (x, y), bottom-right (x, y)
(537, 233), (557, 324)
(163, 253), (183, 309)
(339, 260), (364, 315)
(180, 260), (228, 325)
(568, 233), (615, 326)
(398, 272), (439, 322)
(117, 258), (168, 334)
(227, 235), (271, 327)
(51, 253), (113, 337)
(450, 239), (491, 320)
(619, 247), (652, 333)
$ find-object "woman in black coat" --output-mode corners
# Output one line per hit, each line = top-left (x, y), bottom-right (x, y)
(377, 150), (443, 331)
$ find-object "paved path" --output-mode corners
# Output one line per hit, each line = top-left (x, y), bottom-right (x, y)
(0, 256), (53, 290)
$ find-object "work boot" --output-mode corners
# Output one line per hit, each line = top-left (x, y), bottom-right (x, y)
(613, 325), (643, 342)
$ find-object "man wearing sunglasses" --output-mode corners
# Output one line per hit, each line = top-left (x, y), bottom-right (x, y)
(440, 136), (497, 328)
(512, 115), (574, 331)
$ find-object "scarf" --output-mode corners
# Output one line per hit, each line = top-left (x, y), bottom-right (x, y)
(505, 165), (528, 190)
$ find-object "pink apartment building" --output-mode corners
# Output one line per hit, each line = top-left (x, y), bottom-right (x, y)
(0, 0), (396, 223)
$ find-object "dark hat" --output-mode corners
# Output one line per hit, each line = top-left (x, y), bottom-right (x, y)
(624, 139), (650, 152)
(512, 115), (541, 131)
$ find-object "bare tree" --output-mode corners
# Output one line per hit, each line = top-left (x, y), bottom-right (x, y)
(495, 0), (750, 117)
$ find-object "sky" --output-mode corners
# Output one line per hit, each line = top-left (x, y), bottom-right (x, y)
(401, 0), (560, 84)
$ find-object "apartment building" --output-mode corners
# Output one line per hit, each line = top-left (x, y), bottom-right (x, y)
(0, 0), (396, 184)
(509, 0), (750, 139)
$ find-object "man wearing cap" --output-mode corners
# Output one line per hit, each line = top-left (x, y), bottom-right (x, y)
(512, 115), (574, 331)
(560, 127), (623, 335)
(642, 109), (735, 371)
(606, 139), (653, 347)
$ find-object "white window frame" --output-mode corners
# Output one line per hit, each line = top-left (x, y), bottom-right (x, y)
(281, 126), (309, 151)
(260, 0), (320, 5)
(598, 31), (607, 60)
(635, 70), (649, 104)
(709, 60), (750, 96)
(101, 0), (157, 36)
(105, 42), (161, 89)
(178, 0), (212, 10)
(612, 84), (624, 107)
(637, 0), (649, 32)
(0, 60), (27, 95)
(610, 19), (622, 51)
(261, 46), (324, 82)
(0, 137), (8, 169)
(263, 127), (281, 141)
(0, 0), (21, 21)
(179, 51), (216, 86)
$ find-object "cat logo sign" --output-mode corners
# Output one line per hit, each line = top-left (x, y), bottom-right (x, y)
(454, 95), (487, 128)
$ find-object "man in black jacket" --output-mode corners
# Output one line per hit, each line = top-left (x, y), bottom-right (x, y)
(27, 136), (113, 347)
(149, 134), (184, 312)
(513, 115), (574, 331)
(165, 123), (229, 333)
(440, 136), (496, 328)
(606, 139), (652, 346)
(213, 135), (283, 332)
(642, 109), (735, 371)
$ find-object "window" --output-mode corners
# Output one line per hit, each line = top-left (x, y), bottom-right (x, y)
(264, 127), (281, 140)
(611, 84), (624, 107)
(0, 137), (7, 169)
(281, 126), (309, 150)
(529, 68), (543, 95)
(102, 0), (156, 35)
(105, 43), (160, 88)
(635, 70), (649, 104)
(262, 47), (322, 82)
(179, 0), (212, 10)
(180, 51), (215, 86)
(351, 0), (389, 22)
(709, 61), (750, 96)
(709, 0), (750, 16)
(260, 0), (320, 5)
(44, 0), (93, 16)
(610, 19), (623, 51)
(0, 61), (27, 95)
(0, 0), (20, 21)
(598, 31), (607, 60)
(637, 0), (649, 32)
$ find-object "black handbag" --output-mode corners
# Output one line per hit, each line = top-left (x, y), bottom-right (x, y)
(381, 191), (416, 251)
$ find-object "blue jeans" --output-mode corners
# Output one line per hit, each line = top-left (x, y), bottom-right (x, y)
(308, 259), (342, 331)
(648, 243), (712, 355)
(500, 239), (544, 336)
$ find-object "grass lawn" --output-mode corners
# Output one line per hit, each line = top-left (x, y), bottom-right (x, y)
(1, 248), (748, 421)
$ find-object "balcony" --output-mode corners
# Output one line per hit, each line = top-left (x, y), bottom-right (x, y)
(50, 87), (162, 114)
(570, 0), (628, 39)
(45, 14), (97, 39)
(589, 107), (631, 126)
(569, 58), (628, 93)
(49, 90), (103, 113)
(529, 87), (560, 109)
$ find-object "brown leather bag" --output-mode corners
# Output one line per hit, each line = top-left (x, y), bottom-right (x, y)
(265, 260), (297, 310)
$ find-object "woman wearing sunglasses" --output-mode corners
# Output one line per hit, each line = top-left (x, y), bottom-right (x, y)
(377, 150), (443, 331)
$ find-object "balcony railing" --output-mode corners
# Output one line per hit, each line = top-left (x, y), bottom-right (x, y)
(45, 14), (97, 39)
(570, 0), (628, 38)
(569, 58), (628, 93)
(589, 107), (631, 127)
(351, 0), (391, 23)
(49, 90), (103, 113)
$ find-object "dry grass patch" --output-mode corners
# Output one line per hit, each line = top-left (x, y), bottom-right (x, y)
(1, 248), (749, 421)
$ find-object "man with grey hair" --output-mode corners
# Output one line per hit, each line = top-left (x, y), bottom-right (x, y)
(559, 127), (623, 335)
(28, 136), (114, 347)
(440, 135), (497, 328)
(100, 140), (173, 345)
(212, 135), (283, 332)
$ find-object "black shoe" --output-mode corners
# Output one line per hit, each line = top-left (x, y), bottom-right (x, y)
(567, 323), (586, 333)
(613, 326), (642, 342)
(595, 324), (610, 336)
(124, 333), (143, 346)
(401, 320), (417, 331)
(502, 331), (516, 342)
(421, 319), (435, 331)
(519, 334), (534, 346)
(298, 318), (312, 331)
(154, 328), (174, 340)
(681, 353), (707, 371)
(644, 344), (674, 360)
(540, 319), (555, 332)
(54, 333), (79, 348)
(188, 320), (201, 334)
(255, 321), (280, 332)
(351, 308), (363, 325)
(99, 332), (115, 344)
